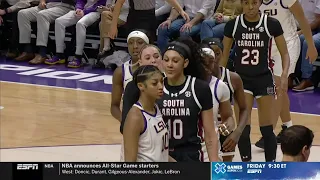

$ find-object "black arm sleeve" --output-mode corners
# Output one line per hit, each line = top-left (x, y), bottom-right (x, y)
(267, 17), (284, 38)
(120, 81), (140, 134)
(194, 79), (213, 111)
(224, 18), (236, 38)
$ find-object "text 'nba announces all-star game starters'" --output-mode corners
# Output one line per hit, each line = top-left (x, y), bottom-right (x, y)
(60, 163), (181, 175)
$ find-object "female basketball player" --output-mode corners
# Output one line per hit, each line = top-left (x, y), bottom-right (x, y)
(221, 0), (290, 162)
(158, 37), (220, 162)
(202, 38), (250, 162)
(256, 0), (318, 149)
(123, 65), (175, 162)
(121, 44), (163, 133)
(110, 30), (150, 122)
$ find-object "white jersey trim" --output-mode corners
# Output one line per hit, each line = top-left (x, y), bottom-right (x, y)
(240, 13), (264, 29)
(191, 77), (202, 110)
(264, 14), (271, 37)
(225, 69), (234, 93)
(232, 16), (240, 38)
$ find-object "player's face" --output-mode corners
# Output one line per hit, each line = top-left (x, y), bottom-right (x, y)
(210, 45), (222, 63)
(139, 72), (164, 99)
(202, 55), (218, 75)
(163, 50), (188, 80)
(242, 0), (261, 18)
(128, 37), (147, 61)
(139, 47), (162, 69)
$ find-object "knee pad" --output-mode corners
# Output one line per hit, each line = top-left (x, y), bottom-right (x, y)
(260, 125), (275, 137)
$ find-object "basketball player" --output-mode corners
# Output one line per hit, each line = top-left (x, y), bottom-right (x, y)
(198, 46), (237, 162)
(202, 38), (250, 162)
(257, 0), (318, 148)
(221, 0), (290, 162)
(110, 30), (150, 122)
(121, 44), (163, 133)
(122, 65), (175, 162)
(158, 38), (220, 162)
(281, 125), (314, 162)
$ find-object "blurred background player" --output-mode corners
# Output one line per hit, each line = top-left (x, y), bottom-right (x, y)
(201, 38), (249, 162)
(158, 38), (219, 162)
(281, 125), (314, 162)
(221, 0), (290, 162)
(122, 65), (175, 162)
(257, 0), (318, 149)
(110, 30), (150, 122)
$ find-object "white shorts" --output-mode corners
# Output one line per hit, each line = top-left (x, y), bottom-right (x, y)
(271, 36), (301, 77)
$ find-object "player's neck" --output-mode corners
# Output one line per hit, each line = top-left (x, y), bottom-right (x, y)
(244, 14), (260, 22)
(282, 155), (304, 162)
(167, 75), (186, 86)
(138, 96), (155, 114)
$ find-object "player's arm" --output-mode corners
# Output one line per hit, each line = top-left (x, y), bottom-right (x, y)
(123, 107), (145, 162)
(221, 19), (235, 67)
(111, 67), (124, 122)
(195, 80), (219, 161)
(231, 72), (248, 134)
(268, 17), (289, 78)
(289, 0), (318, 62)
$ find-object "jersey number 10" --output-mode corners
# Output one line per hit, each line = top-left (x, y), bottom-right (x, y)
(241, 49), (259, 65)
(167, 119), (183, 139)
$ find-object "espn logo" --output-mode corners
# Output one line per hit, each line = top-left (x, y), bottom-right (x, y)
(17, 164), (39, 170)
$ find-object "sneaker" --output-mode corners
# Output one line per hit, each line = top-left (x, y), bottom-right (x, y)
(92, 60), (105, 69)
(292, 79), (314, 92)
(67, 58), (82, 68)
(45, 56), (66, 65)
(255, 137), (264, 149)
(97, 48), (114, 60)
(276, 125), (287, 143)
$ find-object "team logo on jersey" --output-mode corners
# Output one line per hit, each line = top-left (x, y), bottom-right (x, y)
(259, 27), (264, 32)
(185, 91), (191, 97)
(248, 27), (255, 31)
(171, 93), (178, 97)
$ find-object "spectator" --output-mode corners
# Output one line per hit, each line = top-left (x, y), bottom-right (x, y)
(93, 0), (128, 69)
(157, 0), (215, 53)
(14, 0), (74, 64)
(155, 0), (171, 24)
(200, 0), (242, 41)
(281, 125), (314, 162)
(293, 0), (320, 92)
(0, 0), (37, 58)
(44, 0), (106, 68)
(109, 0), (188, 43)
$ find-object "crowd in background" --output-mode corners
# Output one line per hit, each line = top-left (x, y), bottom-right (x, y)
(0, 0), (319, 91)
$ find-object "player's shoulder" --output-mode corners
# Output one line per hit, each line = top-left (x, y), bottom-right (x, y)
(266, 16), (281, 24)
(194, 77), (210, 88)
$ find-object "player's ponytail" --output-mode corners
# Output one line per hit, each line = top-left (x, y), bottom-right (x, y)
(175, 37), (208, 81)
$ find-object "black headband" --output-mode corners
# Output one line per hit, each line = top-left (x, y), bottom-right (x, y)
(166, 42), (191, 59)
(202, 39), (223, 50)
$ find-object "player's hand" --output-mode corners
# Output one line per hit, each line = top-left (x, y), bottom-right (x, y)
(180, 22), (193, 32)
(278, 74), (288, 96)
(159, 19), (172, 29)
(306, 44), (318, 63)
(108, 23), (118, 39)
(222, 130), (241, 152)
(218, 118), (235, 136)
(75, 9), (84, 18)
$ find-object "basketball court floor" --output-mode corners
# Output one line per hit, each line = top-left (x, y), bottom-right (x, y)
(0, 56), (320, 162)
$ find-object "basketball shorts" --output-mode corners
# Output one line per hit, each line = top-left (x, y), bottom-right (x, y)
(271, 36), (301, 77)
(240, 73), (276, 98)
(170, 148), (203, 162)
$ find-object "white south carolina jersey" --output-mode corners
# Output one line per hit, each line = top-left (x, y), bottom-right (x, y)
(121, 102), (169, 162)
(260, 0), (298, 42)
(209, 76), (231, 132)
(122, 60), (133, 89)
